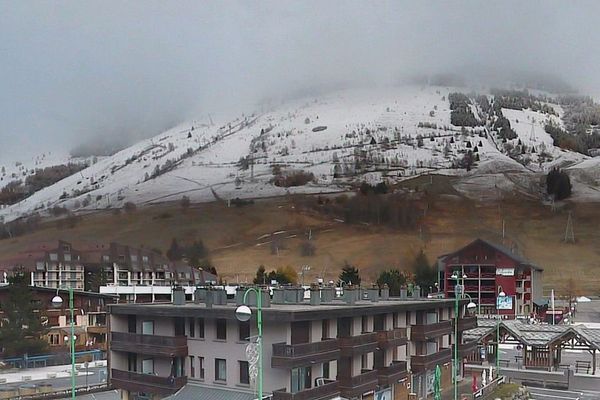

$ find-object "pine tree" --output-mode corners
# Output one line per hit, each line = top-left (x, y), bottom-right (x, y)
(0, 269), (48, 356)
(339, 262), (361, 285)
(413, 250), (436, 293)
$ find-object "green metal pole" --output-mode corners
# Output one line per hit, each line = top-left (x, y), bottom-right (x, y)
(454, 291), (458, 400)
(243, 288), (263, 400)
(70, 287), (75, 400)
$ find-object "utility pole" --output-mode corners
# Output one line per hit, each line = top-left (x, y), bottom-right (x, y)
(564, 211), (575, 243)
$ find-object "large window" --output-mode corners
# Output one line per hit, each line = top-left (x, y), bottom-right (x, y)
(322, 319), (330, 340)
(239, 361), (249, 385)
(198, 318), (205, 338)
(238, 321), (250, 342)
(215, 359), (226, 381)
(189, 356), (195, 378)
(216, 319), (227, 340)
(189, 318), (195, 338)
(142, 320), (154, 335)
(199, 357), (205, 379)
(291, 367), (311, 393)
(142, 359), (154, 375)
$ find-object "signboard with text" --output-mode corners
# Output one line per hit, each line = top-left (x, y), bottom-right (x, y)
(496, 295), (513, 310)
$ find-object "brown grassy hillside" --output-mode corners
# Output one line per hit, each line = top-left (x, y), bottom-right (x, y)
(1, 193), (599, 296)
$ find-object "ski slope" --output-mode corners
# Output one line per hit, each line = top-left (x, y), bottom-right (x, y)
(1, 85), (597, 222)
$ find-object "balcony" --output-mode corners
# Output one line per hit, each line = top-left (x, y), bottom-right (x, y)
(87, 325), (107, 335)
(377, 328), (408, 348)
(271, 339), (340, 368)
(110, 332), (188, 357)
(111, 369), (187, 395)
(455, 316), (477, 332)
(339, 332), (379, 356)
(271, 381), (340, 400)
(377, 361), (408, 386)
(338, 370), (379, 399)
(458, 341), (478, 358)
(410, 320), (452, 341)
(410, 348), (452, 373)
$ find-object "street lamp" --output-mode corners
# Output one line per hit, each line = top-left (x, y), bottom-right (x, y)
(450, 270), (477, 400)
(496, 286), (506, 378)
(52, 287), (75, 400)
(235, 287), (263, 400)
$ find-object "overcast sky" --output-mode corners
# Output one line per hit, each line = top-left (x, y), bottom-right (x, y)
(1, 1), (600, 161)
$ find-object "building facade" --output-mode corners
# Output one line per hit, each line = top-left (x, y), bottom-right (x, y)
(0, 240), (216, 300)
(437, 239), (543, 317)
(108, 286), (477, 400)
(0, 285), (117, 357)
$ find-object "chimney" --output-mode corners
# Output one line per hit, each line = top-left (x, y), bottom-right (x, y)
(310, 285), (321, 306)
(320, 287), (335, 303)
(284, 287), (303, 304)
(380, 285), (390, 300)
(400, 287), (408, 299)
(366, 287), (379, 302)
(236, 287), (270, 307)
(172, 287), (185, 305)
(411, 286), (421, 299)
(272, 287), (284, 304)
(194, 287), (207, 304)
(343, 287), (356, 305)
(205, 289), (213, 308)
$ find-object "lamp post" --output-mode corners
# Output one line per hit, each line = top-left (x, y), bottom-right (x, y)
(496, 286), (506, 378)
(450, 271), (477, 400)
(52, 287), (75, 400)
(235, 287), (263, 400)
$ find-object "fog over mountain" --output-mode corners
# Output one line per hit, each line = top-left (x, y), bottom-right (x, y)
(1, 1), (600, 161)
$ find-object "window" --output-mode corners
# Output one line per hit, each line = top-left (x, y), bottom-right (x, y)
(322, 319), (330, 340)
(102, 255), (110, 262)
(189, 318), (195, 338)
(142, 320), (154, 335)
(238, 321), (250, 342)
(215, 359), (226, 381)
(361, 353), (369, 370)
(49, 334), (59, 345)
(361, 315), (369, 333)
(322, 361), (330, 379)
(216, 319), (227, 340)
(189, 356), (195, 378)
(50, 253), (58, 261)
(239, 361), (249, 385)
(131, 255), (138, 262)
(199, 357), (205, 379)
(142, 256), (149, 264)
(291, 367), (311, 393)
(118, 255), (125, 262)
(64, 253), (71, 261)
(142, 359), (154, 375)
(198, 318), (205, 338)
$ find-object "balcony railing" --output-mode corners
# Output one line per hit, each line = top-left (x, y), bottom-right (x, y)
(456, 316), (477, 332)
(110, 332), (188, 357)
(377, 361), (408, 386)
(377, 328), (408, 348)
(410, 320), (452, 341)
(339, 332), (379, 356)
(271, 381), (340, 400)
(458, 341), (478, 358)
(271, 339), (340, 368)
(338, 370), (379, 399)
(111, 369), (187, 395)
(410, 348), (452, 373)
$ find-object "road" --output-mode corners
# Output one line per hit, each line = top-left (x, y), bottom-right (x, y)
(527, 386), (600, 400)
(1, 366), (107, 391)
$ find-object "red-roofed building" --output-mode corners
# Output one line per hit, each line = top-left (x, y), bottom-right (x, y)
(437, 238), (543, 317)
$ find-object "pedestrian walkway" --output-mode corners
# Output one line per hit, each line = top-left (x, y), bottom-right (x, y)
(0, 360), (106, 384)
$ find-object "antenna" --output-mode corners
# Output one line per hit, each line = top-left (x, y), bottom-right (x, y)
(564, 211), (575, 243)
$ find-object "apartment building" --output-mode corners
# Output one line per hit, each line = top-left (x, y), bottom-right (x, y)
(437, 238), (543, 317)
(0, 285), (117, 357)
(108, 286), (477, 400)
(0, 240), (216, 300)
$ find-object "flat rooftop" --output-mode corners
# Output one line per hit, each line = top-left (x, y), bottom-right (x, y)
(109, 297), (464, 322)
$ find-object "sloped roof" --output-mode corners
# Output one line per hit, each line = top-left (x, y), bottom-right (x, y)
(438, 238), (543, 271)
(164, 384), (257, 400)
(464, 318), (600, 350)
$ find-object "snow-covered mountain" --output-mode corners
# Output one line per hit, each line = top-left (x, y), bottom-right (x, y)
(1, 85), (598, 223)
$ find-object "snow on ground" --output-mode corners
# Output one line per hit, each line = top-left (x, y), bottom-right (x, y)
(2, 85), (600, 222)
